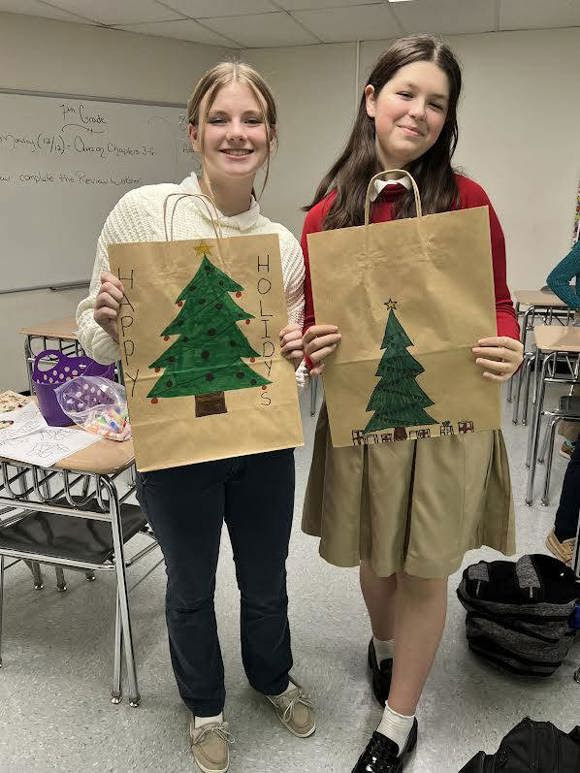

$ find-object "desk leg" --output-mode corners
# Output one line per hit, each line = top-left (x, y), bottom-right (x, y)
(522, 351), (538, 427)
(521, 305), (533, 354)
(24, 335), (34, 396)
(541, 418), (559, 506)
(514, 353), (532, 425)
(526, 352), (546, 468)
(101, 477), (140, 707)
(111, 595), (123, 704)
(26, 560), (44, 590)
(513, 307), (534, 424)
(532, 346), (544, 407)
(18, 468), (45, 591)
(55, 567), (67, 592)
(507, 302), (521, 403)
(526, 353), (551, 505)
(0, 555), (4, 668)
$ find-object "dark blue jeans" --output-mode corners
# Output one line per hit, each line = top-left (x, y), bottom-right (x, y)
(136, 449), (295, 716)
(554, 441), (580, 541)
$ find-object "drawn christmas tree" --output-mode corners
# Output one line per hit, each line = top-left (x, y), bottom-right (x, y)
(147, 242), (270, 418)
(364, 300), (436, 439)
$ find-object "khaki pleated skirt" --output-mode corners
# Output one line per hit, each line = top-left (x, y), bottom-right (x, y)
(302, 403), (516, 579)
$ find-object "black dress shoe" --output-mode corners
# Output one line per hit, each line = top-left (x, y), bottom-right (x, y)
(367, 639), (393, 707)
(351, 719), (418, 773)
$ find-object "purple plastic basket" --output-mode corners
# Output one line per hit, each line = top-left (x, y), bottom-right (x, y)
(32, 349), (115, 427)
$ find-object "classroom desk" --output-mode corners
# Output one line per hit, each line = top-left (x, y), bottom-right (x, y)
(19, 316), (83, 394)
(0, 416), (155, 706)
(513, 289), (567, 309)
(513, 290), (570, 347)
(510, 291), (571, 423)
(512, 289), (569, 350)
(525, 326), (580, 564)
(521, 324), (580, 685)
(19, 316), (78, 342)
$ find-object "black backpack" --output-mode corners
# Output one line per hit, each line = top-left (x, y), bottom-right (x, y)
(459, 717), (580, 772)
(456, 554), (578, 677)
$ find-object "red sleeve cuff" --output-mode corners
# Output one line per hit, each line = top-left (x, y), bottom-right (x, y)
(496, 309), (520, 341)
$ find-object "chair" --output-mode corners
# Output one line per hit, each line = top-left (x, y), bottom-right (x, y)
(525, 326), (580, 506)
(535, 395), (580, 506)
(509, 290), (572, 425)
(0, 438), (160, 706)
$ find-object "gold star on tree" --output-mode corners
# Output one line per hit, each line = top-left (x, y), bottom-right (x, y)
(384, 298), (398, 310)
(194, 241), (212, 256)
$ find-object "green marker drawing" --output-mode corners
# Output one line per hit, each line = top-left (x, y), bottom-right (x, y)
(148, 245), (270, 417)
(364, 303), (436, 439)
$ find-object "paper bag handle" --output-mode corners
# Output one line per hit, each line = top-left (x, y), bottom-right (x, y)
(364, 169), (423, 225)
(162, 192), (224, 242)
(161, 191), (232, 275)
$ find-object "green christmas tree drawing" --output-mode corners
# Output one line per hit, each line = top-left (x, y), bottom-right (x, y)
(364, 301), (436, 439)
(147, 242), (270, 418)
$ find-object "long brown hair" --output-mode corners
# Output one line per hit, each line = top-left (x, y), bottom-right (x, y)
(306, 35), (462, 228)
(187, 61), (277, 197)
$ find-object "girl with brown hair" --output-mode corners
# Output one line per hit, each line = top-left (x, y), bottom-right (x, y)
(77, 62), (314, 773)
(300, 36), (523, 772)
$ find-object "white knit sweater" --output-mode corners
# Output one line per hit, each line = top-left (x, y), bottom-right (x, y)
(76, 174), (306, 383)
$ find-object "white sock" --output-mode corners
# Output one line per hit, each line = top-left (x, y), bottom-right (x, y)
(194, 712), (223, 728)
(376, 702), (415, 755)
(373, 636), (395, 663)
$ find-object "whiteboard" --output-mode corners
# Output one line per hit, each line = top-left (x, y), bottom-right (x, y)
(0, 91), (197, 293)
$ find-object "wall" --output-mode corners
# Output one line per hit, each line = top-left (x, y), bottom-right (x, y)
(0, 12), (229, 390)
(3, 17), (580, 389)
(246, 42), (358, 238)
(362, 29), (580, 290)
(248, 28), (580, 292)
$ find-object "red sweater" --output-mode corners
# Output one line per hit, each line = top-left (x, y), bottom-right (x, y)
(301, 174), (520, 341)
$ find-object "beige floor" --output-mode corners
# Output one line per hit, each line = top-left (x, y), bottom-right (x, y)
(0, 385), (578, 772)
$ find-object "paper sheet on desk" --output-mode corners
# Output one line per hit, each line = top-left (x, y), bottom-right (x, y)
(0, 401), (48, 441)
(0, 390), (31, 413)
(0, 420), (99, 466)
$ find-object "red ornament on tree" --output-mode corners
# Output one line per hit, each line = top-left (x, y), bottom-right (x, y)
(245, 319), (251, 325)
(164, 336), (170, 341)
(177, 300), (183, 307)
(151, 398), (159, 404)
(236, 291), (242, 298)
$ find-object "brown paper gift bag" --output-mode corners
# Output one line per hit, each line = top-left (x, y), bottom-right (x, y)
(308, 170), (501, 448)
(109, 193), (304, 472)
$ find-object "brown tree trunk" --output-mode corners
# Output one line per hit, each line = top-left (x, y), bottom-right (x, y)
(195, 392), (227, 417)
(394, 427), (408, 441)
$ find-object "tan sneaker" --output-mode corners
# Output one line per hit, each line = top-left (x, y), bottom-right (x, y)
(546, 529), (575, 565)
(189, 717), (234, 773)
(265, 678), (316, 738)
